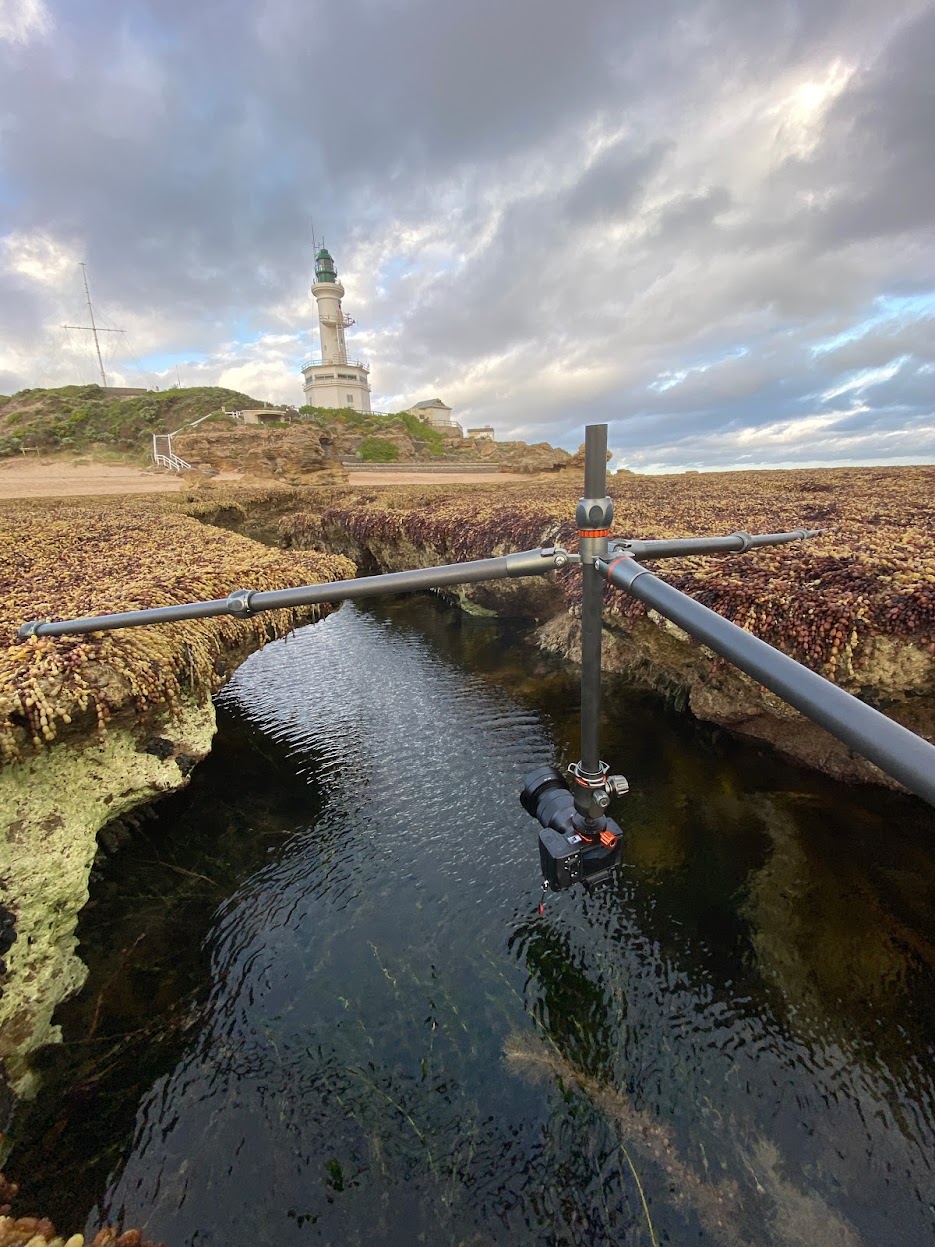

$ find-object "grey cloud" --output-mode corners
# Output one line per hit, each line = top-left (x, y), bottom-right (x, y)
(561, 141), (670, 227)
(621, 413), (935, 473)
(0, 0), (655, 327)
(816, 317), (935, 372)
(852, 363), (935, 412)
(824, 405), (931, 437)
(0, 278), (46, 344)
(800, 6), (935, 245)
(653, 187), (732, 237)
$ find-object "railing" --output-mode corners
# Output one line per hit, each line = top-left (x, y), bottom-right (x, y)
(319, 311), (355, 329)
(301, 358), (370, 373)
(152, 434), (192, 473)
(153, 452), (192, 472)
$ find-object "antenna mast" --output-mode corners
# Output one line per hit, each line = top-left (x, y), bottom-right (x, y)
(81, 263), (105, 388)
(63, 263), (123, 389)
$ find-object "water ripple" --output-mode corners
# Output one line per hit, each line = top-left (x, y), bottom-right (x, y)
(14, 598), (935, 1247)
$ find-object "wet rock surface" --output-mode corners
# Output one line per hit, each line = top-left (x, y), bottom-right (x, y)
(0, 699), (216, 1114)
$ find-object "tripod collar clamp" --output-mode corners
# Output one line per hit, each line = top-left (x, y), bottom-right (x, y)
(568, 760), (609, 789)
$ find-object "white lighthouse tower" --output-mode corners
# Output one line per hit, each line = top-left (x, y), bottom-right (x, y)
(301, 245), (371, 412)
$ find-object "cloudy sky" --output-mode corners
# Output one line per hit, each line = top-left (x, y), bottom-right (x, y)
(1, 0), (933, 471)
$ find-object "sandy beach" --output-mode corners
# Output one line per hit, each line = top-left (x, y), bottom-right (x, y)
(0, 458), (185, 499)
(0, 457), (528, 499)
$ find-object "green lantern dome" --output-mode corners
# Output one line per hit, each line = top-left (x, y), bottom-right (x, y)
(315, 247), (337, 283)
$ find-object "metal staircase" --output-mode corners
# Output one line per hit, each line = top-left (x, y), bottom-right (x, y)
(152, 434), (192, 472)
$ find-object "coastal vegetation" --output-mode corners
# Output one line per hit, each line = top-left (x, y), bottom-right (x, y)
(357, 436), (400, 462)
(0, 387), (261, 460)
(0, 386), (455, 463)
(298, 403), (450, 454)
(0, 386), (569, 476)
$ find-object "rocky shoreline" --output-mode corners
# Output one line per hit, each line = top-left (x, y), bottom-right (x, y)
(0, 496), (356, 1151)
(171, 422), (572, 484)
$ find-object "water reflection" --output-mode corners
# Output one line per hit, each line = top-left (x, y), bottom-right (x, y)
(744, 791), (935, 1029)
(8, 597), (935, 1246)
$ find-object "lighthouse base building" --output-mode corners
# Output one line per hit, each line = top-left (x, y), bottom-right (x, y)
(302, 355), (371, 412)
(301, 245), (371, 412)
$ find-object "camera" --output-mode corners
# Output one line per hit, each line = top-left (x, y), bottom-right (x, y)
(520, 765), (624, 893)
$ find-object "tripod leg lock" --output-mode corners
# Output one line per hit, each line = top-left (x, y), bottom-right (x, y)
(226, 589), (256, 618)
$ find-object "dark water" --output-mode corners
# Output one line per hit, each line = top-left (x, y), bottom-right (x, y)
(10, 597), (935, 1246)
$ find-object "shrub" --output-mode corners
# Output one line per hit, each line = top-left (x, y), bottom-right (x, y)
(359, 437), (399, 462)
(396, 411), (446, 451)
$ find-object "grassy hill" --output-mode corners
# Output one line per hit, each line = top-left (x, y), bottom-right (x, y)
(0, 385), (264, 460)
(0, 386), (452, 463)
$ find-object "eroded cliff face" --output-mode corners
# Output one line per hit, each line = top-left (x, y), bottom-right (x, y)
(0, 696), (215, 1140)
(173, 425), (347, 484)
(172, 423), (573, 482)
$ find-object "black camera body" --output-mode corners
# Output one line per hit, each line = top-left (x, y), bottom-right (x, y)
(520, 766), (624, 893)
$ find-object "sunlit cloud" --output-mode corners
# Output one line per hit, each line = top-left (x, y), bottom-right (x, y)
(768, 60), (855, 159)
(1, 230), (79, 285)
(811, 292), (935, 356)
(0, 0), (51, 45)
(820, 358), (909, 403)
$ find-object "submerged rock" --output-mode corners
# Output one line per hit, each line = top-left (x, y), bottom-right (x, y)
(505, 1032), (865, 1247)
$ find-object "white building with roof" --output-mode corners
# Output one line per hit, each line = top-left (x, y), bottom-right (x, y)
(301, 245), (372, 412)
(408, 397), (462, 433)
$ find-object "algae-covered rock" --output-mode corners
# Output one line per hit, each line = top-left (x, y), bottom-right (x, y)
(0, 698), (215, 1113)
(536, 611), (935, 789)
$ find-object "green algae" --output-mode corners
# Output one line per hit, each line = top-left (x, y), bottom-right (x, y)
(0, 698), (215, 1110)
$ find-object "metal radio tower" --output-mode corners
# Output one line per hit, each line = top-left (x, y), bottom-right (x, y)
(63, 263), (123, 388)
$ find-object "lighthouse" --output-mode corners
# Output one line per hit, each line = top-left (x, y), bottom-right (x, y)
(301, 245), (372, 412)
